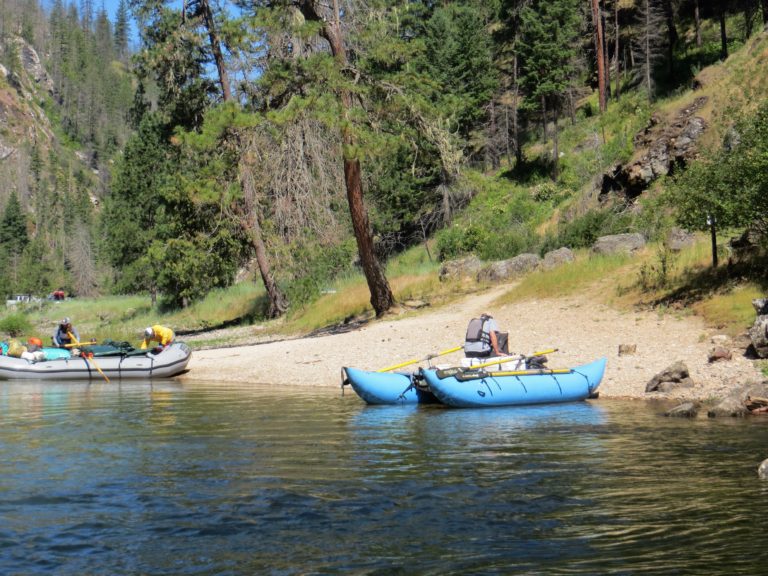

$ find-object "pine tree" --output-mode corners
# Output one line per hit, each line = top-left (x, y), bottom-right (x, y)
(518, 0), (580, 180)
(114, 0), (130, 58)
(0, 192), (29, 257)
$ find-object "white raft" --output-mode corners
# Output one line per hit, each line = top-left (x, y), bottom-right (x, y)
(0, 342), (192, 380)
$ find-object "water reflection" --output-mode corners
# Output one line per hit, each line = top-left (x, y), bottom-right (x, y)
(1, 382), (768, 574)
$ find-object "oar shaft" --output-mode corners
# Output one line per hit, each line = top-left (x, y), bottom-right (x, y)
(84, 355), (111, 383)
(378, 345), (462, 372)
(468, 348), (558, 370)
(63, 340), (96, 348)
(70, 331), (110, 383)
(484, 368), (571, 377)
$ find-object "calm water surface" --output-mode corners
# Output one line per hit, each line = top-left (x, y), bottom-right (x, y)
(1, 380), (768, 575)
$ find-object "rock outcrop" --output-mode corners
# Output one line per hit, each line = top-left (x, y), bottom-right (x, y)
(707, 380), (768, 417)
(599, 96), (708, 202)
(477, 253), (541, 283)
(542, 247), (574, 270)
(749, 298), (768, 359)
(439, 256), (483, 282)
(592, 233), (646, 255)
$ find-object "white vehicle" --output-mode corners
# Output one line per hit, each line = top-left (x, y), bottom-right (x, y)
(5, 294), (41, 307)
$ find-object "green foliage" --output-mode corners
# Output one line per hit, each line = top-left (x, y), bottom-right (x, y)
(152, 235), (242, 309)
(104, 111), (249, 306)
(103, 114), (173, 289)
(518, 0), (580, 110)
(283, 241), (357, 308)
(17, 237), (58, 295)
(0, 192), (28, 256)
(540, 209), (634, 253)
(666, 100), (768, 235)
(419, 4), (499, 142)
(0, 313), (32, 338)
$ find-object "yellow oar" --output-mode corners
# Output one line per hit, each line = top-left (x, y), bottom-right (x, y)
(483, 368), (571, 377)
(63, 339), (97, 348)
(378, 345), (463, 372)
(69, 331), (110, 383)
(466, 348), (559, 371)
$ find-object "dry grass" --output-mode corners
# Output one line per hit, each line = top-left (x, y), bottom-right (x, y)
(692, 285), (764, 336)
(492, 250), (634, 306)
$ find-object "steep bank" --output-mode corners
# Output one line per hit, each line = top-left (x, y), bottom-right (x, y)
(181, 284), (762, 401)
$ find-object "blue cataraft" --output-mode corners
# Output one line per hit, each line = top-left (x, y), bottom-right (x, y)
(343, 357), (606, 408)
(419, 358), (606, 408)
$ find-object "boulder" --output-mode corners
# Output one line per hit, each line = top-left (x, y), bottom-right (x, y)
(665, 402), (699, 418)
(438, 256), (483, 282)
(477, 253), (541, 283)
(542, 247), (575, 270)
(666, 227), (696, 252)
(646, 361), (694, 393)
(707, 380), (768, 417)
(707, 346), (732, 363)
(749, 314), (768, 359)
(759, 459), (768, 479)
(753, 298), (768, 315)
(592, 233), (646, 255)
(728, 228), (763, 264)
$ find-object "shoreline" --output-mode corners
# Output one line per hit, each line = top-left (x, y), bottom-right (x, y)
(179, 285), (763, 402)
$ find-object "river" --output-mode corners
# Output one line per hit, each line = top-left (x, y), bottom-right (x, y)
(1, 380), (767, 574)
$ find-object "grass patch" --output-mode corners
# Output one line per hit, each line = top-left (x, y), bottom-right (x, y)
(165, 282), (266, 332)
(289, 274), (373, 332)
(494, 250), (632, 305)
(692, 284), (764, 336)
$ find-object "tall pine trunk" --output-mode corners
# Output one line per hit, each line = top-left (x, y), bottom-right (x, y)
(197, 0), (231, 101)
(591, 0), (607, 112)
(300, 0), (394, 317)
(720, 8), (729, 59)
(239, 156), (288, 318)
(614, 0), (621, 99)
(694, 0), (702, 47)
(512, 53), (523, 165)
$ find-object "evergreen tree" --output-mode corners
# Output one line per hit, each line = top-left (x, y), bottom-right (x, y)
(0, 192), (29, 257)
(114, 0), (130, 58)
(518, 0), (580, 179)
(420, 4), (499, 149)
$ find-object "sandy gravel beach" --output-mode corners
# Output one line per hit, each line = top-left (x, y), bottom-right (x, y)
(180, 285), (763, 400)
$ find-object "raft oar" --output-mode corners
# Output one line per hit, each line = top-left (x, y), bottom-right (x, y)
(69, 331), (110, 383)
(63, 339), (97, 348)
(434, 348), (559, 379)
(377, 345), (463, 372)
(464, 348), (558, 371)
(454, 368), (571, 382)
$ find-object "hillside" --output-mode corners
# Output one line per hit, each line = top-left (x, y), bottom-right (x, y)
(1, 2), (766, 341)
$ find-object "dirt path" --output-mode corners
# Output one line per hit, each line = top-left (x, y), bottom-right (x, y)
(181, 284), (762, 400)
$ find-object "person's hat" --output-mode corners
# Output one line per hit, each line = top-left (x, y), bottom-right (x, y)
(61, 317), (71, 325)
(144, 327), (154, 338)
(28, 337), (43, 347)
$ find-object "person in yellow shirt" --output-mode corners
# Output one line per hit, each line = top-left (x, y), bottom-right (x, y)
(141, 325), (175, 352)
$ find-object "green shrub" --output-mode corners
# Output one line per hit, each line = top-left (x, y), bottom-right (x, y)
(436, 225), (487, 261)
(284, 241), (357, 307)
(0, 313), (32, 338)
(541, 208), (633, 253)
